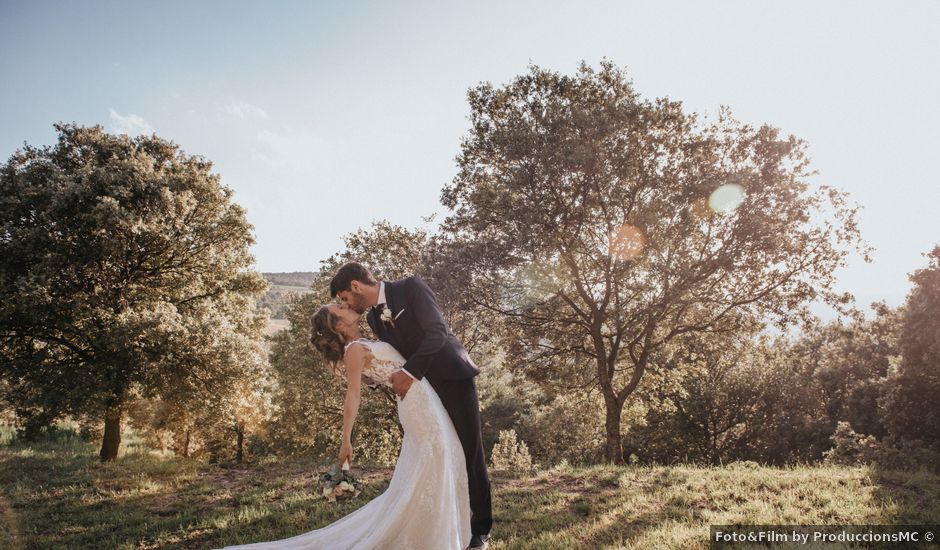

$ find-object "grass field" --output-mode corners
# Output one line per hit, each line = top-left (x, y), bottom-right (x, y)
(1, 426), (938, 549)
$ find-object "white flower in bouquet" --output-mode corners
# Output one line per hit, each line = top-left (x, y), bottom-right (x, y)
(317, 462), (363, 502)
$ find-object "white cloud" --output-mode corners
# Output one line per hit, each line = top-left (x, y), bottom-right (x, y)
(108, 108), (154, 136)
(223, 98), (269, 121)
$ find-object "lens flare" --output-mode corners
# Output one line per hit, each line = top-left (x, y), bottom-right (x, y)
(609, 224), (645, 261)
(708, 184), (746, 214)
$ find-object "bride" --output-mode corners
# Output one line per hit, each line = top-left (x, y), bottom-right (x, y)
(219, 302), (471, 549)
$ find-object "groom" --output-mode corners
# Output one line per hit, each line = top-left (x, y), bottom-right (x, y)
(330, 262), (493, 549)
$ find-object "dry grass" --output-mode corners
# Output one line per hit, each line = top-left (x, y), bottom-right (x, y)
(1, 428), (938, 549)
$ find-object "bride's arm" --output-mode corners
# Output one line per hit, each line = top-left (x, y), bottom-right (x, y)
(338, 343), (367, 467)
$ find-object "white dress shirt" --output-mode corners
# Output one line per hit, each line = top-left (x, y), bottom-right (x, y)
(376, 281), (387, 307)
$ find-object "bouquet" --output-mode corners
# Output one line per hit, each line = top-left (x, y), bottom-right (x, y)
(317, 460), (362, 502)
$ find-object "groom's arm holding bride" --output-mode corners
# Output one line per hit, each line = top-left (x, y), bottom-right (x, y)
(389, 276), (449, 399)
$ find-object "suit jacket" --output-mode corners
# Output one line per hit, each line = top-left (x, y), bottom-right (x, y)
(367, 276), (479, 381)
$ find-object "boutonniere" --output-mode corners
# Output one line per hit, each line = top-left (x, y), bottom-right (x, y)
(380, 307), (405, 328)
(380, 306), (395, 327)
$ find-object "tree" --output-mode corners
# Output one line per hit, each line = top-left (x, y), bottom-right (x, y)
(628, 332), (771, 465)
(476, 355), (607, 465)
(626, 331), (832, 465)
(127, 395), (179, 455)
(197, 373), (273, 464)
(881, 245), (940, 449)
(441, 62), (868, 463)
(0, 376), (15, 427)
(0, 124), (268, 461)
(808, 303), (902, 438)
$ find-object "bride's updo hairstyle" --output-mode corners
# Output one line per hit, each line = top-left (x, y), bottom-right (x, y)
(309, 305), (347, 368)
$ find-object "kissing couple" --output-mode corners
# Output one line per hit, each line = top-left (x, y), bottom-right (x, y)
(221, 262), (493, 550)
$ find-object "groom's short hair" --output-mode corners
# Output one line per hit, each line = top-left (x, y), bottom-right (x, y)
(330, 262), (378, 297)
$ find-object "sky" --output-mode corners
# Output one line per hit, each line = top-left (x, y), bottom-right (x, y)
(1, 0), (938, 320)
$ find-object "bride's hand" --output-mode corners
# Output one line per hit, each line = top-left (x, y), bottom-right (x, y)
(338, 440), (353, 468)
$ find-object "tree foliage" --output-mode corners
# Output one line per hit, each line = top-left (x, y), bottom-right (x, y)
(626, 332), (832, 465)
(0, 124), (268, 461)
(882, 245), (940, 449)
(804, 303), (902, 438)
(441, 61), (867, 462)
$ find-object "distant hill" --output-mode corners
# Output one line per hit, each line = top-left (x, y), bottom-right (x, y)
(262, 272), (319, 288)
(259, 272), (318, 320)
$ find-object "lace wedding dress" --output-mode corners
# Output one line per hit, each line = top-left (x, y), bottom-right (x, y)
(219, 339), (471, 550)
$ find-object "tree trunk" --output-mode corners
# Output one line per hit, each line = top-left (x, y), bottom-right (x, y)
(99, 408), (122, 462)
(236, 430), (244, 463)
(597, 345), (629, 464)
(182, 429), (191, 458)
(604, 396), (624, 464)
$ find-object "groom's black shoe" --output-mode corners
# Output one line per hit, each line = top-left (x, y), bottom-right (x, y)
(468, 534), (490, 550)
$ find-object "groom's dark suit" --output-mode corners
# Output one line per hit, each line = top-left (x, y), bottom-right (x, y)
(367, 276), (493, 537)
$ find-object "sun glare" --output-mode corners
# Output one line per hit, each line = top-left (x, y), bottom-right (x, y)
(609, 224), (645, 261)
(708, 183), (746, 214)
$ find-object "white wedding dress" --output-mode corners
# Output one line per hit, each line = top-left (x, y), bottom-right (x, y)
(219, 339), (471, 550)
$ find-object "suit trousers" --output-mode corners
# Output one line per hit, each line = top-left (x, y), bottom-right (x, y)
(427, 377), (493, 536)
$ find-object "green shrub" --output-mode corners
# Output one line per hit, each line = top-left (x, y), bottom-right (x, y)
(825, 421), (940, 472)
(490, 429), (534, 474)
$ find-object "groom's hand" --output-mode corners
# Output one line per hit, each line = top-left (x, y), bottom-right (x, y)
(390, 370), (414, 399)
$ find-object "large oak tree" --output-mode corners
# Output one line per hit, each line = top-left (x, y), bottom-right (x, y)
(0, 124), (268, 461)
(441, 62), (868, 463)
